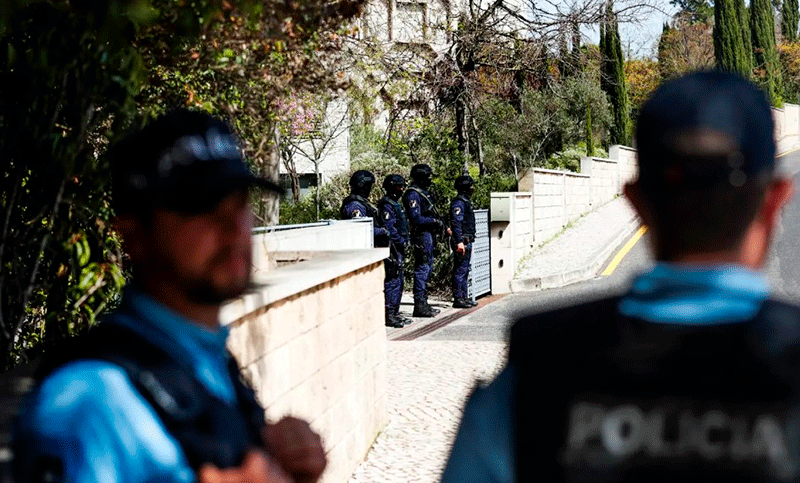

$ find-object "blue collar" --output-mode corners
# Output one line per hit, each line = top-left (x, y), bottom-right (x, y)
(619, 263), (770, 325)
(103, 287), (235, 403)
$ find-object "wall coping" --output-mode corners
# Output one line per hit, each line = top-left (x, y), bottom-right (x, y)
(220, 248), (389, 326)
(611, 145), (637, 153)
(491, 192), (532, 199)
(590, 156), (617, 164)
(530, 167), (589, 177)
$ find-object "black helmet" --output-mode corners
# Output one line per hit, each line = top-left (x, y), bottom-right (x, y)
(349, 170), (375, 196)
(455, 175), (474, 193)
(383, 174), (406, 191)
(410, 164), (435, 187)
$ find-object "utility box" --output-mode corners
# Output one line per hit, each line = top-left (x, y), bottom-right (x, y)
(491, 195), (511, 221)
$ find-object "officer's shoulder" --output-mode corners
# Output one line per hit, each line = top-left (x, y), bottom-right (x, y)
(509, 296), (620, 358)
(26, 359), (132, 420)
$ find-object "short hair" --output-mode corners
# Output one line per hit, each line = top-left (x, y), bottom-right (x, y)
(634, 71), (776, 259)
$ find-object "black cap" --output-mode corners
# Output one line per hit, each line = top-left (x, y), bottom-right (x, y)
(636, 71), (776, 190)
(110, 109), (283, 216)
(383, 174), (406, 191)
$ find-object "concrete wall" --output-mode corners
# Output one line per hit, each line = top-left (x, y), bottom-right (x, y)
(490, 193), (533, 294)
(495, 145), (637, 293)
(775, 103), (800, 153)
(222, 222), (390, 483)
(516, 144), (638, 245)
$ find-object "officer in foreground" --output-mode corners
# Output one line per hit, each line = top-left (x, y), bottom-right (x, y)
(442, 71), (800, 482)
(403, 164), (450, 318)
(378, 175), (412, 328)
(14, 110), (326, 483)
(341, 170), (389, 247)
(450, 175), (478, 309)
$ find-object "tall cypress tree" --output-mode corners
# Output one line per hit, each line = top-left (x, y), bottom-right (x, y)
(751, 0), (782, 104)
(782, 0), (799, 42)
(600, 1), (631, 146)
(736, 0), (754, 71)
(714, 0), (751, 76)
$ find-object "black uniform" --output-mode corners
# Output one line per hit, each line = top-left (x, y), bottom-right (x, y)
(450, 193), (476, 302)
(378, 195), (409, 317)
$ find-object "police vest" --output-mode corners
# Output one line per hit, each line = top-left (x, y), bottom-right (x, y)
(378, 196), (408, 240)
(340, 194), (381, 223)
(33, 322), (266, 473)
(451, 194), (476, 241)
(404, 185), (438, 235)
(509, 296), (800, 483)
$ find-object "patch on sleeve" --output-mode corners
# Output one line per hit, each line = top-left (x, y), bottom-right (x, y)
(384, 211), (391, 220)
(454, 207), (461, 215)
(410, 199), (417, 209)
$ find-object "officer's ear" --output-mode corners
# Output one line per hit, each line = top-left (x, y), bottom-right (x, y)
(623, 180), (654, 227)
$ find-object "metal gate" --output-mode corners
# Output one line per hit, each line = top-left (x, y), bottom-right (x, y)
(468, 209), (491, 301)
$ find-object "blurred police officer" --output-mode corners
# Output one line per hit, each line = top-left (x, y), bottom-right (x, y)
(378, 175), (412, 328)
(403, 164), (450, 318)
(451, 176), (478, 309)
(14, 110), (325, 483)
(442, 71), (800, 483)
(341, 170), (390, 248)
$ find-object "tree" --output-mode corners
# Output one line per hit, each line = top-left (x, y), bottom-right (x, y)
(279, 95), (350, 219)
(658, 15), (715, 79)
(669, 0), (713, 23)
(0, 0), (365, 368)
(714, 0), (752, 76)
(600, 2), (632, 146)
(625, 59), (661, 119)
(783, 0), (799, 41)
(751, 0), (783, 104)
(778, 41), (800, 102)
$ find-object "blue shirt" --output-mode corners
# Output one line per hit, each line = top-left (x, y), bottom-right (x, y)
(440, 263), (771, 483)
(13, 288), (236, 483)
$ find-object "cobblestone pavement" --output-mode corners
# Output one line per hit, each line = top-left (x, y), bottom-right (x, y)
(348, 340), (507, 483)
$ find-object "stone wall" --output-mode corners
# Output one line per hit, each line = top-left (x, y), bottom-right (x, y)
(222, 244), (389, 483)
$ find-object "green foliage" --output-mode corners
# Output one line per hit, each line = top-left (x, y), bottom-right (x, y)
(670, 0), (714, 23)
(783, 0), (799, 42)
(779, 41), (800, 102)
(715, 0), (754, 77)
(751, 0), (784, 105)
(476, 74), (612, 177)
(546, 144), (609, 172)
(658, 17), (715, 80)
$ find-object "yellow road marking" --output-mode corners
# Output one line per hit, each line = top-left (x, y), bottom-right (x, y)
(601, 226), (648, 277)
(779, 146), (800, 157)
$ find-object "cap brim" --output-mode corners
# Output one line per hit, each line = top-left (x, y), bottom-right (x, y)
(252, 176), (285, 195)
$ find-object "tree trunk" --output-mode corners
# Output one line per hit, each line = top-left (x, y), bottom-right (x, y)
(259, 127), (281, 227)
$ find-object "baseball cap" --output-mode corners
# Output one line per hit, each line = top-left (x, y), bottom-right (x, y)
(635, 71), (776, 190)
(110, 109), (283, 215)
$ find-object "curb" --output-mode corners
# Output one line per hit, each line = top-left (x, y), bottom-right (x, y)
(509, 215), (641, 292)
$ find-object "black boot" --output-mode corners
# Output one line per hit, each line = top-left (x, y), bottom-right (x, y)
(385, 312), (405, 328)
(424, 301), (441, 314)
(413, 303), (437, 317)
(467, 299), (479, 307)
(453, 298), (472, 309)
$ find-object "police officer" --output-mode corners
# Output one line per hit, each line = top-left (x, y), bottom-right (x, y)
(403, 164), (450, 318)
(450, 176), (478, 309)
(443, 71), (800, 482)
(378, 175), (413, 328)
(341, 170), (389, 247)
(13, 110), (326, 483)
